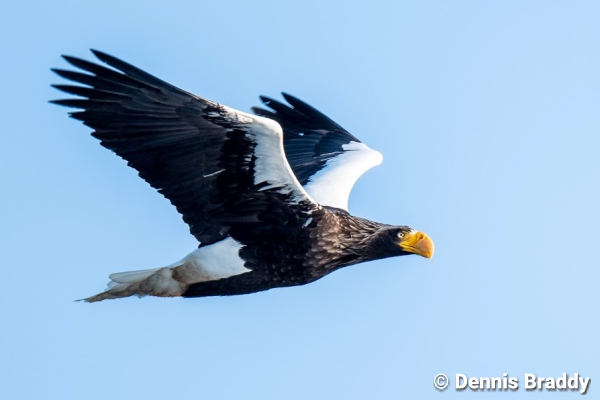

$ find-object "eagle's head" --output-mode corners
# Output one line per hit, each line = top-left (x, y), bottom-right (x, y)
(369, 227), (434, 260)
(396, 228), (434, 259)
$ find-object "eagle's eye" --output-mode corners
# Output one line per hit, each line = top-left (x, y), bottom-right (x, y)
(397, 232), (405, 239)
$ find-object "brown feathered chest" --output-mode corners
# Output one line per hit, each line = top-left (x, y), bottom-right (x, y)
(183, 207), (400, 297)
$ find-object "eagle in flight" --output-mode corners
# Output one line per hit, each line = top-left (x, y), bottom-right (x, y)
(51, 50), (434, 302)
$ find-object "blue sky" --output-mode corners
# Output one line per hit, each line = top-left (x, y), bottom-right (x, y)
(1, 1), (598, 398)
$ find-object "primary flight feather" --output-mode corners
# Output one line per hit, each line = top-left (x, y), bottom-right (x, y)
(51, 50), (434, 302)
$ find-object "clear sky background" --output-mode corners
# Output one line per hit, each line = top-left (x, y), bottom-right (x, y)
(1, 1), (598, 399)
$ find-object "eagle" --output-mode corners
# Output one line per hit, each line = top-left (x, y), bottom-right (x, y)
(51, 50), (434, 302)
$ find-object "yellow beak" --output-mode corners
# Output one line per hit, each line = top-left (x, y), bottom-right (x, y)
(399, 231), (434, 259)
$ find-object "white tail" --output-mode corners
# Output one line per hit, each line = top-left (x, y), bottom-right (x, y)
(81, 237), (250, 302)
(82, 264), (184, 302)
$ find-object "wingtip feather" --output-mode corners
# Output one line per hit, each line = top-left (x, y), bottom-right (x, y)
(61, 54), (80, 65)
(90, 48), (112, 63)
(259, 95), (274, 105)
(281, 92), (298, 104)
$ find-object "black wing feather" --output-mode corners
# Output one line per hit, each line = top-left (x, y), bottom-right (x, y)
(252, 93), (361, 186)
(51, 50), (316, 245)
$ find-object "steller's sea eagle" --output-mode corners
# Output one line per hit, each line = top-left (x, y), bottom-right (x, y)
(51, 50), (434, 302)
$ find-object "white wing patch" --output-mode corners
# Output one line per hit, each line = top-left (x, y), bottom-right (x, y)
(222, 106), (318, 205)
(303, 141), (383, 211)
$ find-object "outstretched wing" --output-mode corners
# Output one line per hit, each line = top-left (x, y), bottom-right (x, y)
(252, 93), (383, 211)
(51, 50), (318, 245)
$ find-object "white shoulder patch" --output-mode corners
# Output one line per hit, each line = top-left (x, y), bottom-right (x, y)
(222, 106), (317, 206)
(303, 141), (383, 211)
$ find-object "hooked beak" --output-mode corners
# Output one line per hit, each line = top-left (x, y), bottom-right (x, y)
(399, 231), (434, 259)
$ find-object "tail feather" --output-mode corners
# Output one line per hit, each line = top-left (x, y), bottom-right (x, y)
(82, 265), (183, 303)
(109, 268), (161, 284)
(80, 239), (247, 302)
